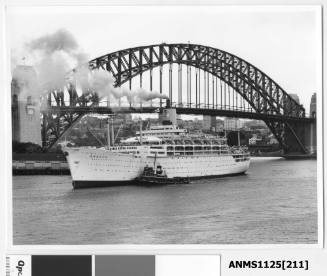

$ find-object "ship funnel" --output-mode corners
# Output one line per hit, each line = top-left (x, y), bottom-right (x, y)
(159, 107), (177, 125)
(166, 99), (171, 108)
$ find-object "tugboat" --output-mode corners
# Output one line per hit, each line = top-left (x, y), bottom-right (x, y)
(136, 164), (189, 186)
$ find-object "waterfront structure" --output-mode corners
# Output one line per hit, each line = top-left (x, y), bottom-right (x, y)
(11, 65), (42, 145)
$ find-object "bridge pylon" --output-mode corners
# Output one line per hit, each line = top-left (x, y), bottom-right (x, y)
(286, 121), (316, 154)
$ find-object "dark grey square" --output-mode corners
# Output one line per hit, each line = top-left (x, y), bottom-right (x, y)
(32, 255), (92, 276)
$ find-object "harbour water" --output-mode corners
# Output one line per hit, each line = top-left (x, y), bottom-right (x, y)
(13, 157), (318, 244)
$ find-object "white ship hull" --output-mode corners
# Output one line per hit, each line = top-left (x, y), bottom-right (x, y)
(65, 147), (250, 188)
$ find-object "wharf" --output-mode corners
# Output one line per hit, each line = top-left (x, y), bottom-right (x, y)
(282, 153), (317, 160)
(12, 153), (70, 175)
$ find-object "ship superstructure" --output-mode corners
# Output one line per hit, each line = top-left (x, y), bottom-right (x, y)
(64, 117), (250, 188)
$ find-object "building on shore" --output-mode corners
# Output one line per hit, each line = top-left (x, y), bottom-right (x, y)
(203, 115), (217, 131)
(224, 117), (243, 130)
(310, 93), (316, 118)
(249, 134), (262, 145)
(11, 65), (42, 145)
(215, 118), (224, 132)
(289, 93), (300, 105)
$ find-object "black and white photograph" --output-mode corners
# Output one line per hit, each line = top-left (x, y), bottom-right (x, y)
(8, 5), (321, 245)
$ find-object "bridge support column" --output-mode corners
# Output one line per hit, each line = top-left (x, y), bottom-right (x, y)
(284, 121), (316, 154)
(304, 121), (316, 154)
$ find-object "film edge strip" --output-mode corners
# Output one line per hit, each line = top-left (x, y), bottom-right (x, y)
(5, 254), (221, 276)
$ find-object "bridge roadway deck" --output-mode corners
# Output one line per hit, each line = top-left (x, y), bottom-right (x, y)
(47, 106), (315, 123)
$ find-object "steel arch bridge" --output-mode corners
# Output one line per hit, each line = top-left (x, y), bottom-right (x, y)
(41, 43), (315, 153)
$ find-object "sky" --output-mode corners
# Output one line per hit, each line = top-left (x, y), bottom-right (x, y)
(6, 5), (322, 112)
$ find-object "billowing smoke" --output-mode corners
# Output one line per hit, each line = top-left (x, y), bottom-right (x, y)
(12, 28), (168, 106)
(88, 69), (114, 96)
(26, 29), (78, 55)
(12, 29), (89, 100)
(134, 87), (168, 102)
(36, 52), (69, 91)
(74, 67), (169, 105)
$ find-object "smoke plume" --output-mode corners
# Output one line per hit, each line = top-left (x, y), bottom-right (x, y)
(74, 67), (169, 105)
(12, 28), (168, 106)
(134, 87), (168, 102)
(26, 29), (78, 55)
(12, 29), (89, 100)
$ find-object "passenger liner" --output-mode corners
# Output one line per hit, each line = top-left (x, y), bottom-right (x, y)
(64, 118), (250, 188)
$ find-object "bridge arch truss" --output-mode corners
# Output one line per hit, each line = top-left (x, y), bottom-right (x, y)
(42, 43), (312, 153)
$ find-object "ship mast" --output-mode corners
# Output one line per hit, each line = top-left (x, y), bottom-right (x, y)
(107, 116), (110, 149)
(153, 152), (157, 168)
(107, 115), (115, 148)
(111, 116), (115, 146)
(139, 119), (143, 145)
(237, 130), (241, 147)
